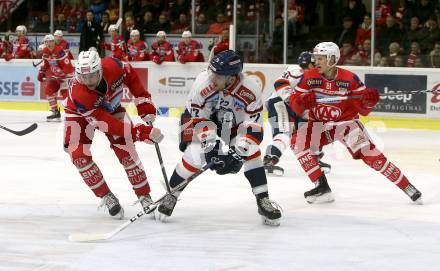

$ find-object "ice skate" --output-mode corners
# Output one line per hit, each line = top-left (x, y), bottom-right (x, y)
(100, 191), (124, 219)
(46, 109), (61, 122)
(135, 194), (157, 214)
(403, 183), (423, 204)
(156, 193), (178, 222)
(304, 175), (334, 204)
(256, 195), (282, 226)
(263, 155), (284, 176)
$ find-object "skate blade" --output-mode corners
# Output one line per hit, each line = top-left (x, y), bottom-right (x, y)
(412, 198), (423, 205)
(261, 216), (280, 226)
(155, 212), (169, 222)
(46, 118), (62, 123)
(305, 192), (335, 204)
(111, 208), (124, 220)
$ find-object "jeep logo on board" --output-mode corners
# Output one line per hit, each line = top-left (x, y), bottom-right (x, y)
(365, 74), (427, 114)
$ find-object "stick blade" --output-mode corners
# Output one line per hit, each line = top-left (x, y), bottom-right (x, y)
(68, 232), (112, 242)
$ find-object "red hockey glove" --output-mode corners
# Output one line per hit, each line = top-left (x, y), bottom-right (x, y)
(297, 92), (317, 109)
(131, 124), (164, 144)
(136, 97), (157, 123)
(152, 55), (162, 64)
(361, 88), (379, 108)
(178, 54), (186, 64)
(37, 70), (46, 82)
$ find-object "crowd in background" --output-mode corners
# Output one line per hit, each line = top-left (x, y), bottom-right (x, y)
(1, 0), (440, 68)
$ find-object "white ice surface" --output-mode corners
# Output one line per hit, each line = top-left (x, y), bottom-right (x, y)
(0, 110), (440, 271)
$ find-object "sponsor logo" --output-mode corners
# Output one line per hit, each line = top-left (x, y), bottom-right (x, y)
(430, 83), (440, 103)
(306, 78), (322, 87)
(237, 86), (256, 105)
(335, 80), (350, 88)
(159, 76), (196, 87)
(313, 104), (342, 121)
(111, 76), (124, 90)
(0, 76), (35, 96)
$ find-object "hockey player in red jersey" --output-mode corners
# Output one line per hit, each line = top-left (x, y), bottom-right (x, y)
(127, 29), (149, 61)
(289, 41), (422, 204)
(102, 24), (128, 61)
(150, 31), (175, 64)
(156, 50), (282, 226)
(37, 34), (74, 121)
(64, 50), (163, 218)
(176, 31), (204, 64)
(4, 25), (33, 61)
(54, 30), (74, 60)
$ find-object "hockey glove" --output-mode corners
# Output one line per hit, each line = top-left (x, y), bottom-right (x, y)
(152, 55), (162, 64)
(204, 140), (243, 175)
(136, 97), (157, 123)
(361, 88), (379, 109)
(290, 92), (316, 115)
(178, 55), (186, 64)
(132, 124), (164, 144)
(37, 70), (46, 82)
(4, 53), (13, 61)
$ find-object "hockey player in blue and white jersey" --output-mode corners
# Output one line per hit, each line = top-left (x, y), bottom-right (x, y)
(157, 50), (282, 226)
(263, 51), (331, 176)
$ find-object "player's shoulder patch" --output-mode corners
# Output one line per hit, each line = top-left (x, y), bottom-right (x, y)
(236, 85), (256, 105)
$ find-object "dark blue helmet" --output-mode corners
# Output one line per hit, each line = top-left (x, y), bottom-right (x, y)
(297, 51), (314, 69)
(209, 50), (243, 76)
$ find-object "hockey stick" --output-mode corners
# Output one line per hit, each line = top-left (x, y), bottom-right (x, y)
(154, 142), (171, 193)
(32, 60), (43, 67)
(0, 123), (38, 136)
(68, 160), (215, 242)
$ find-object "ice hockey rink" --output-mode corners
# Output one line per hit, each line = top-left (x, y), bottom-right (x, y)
(1, 109), (439, 271)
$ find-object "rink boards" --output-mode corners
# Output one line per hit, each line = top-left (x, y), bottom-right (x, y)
(0, 59), (439, 130)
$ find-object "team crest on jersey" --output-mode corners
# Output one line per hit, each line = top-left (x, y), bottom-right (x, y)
(306, 78), (322, 87)
(236, 86), (256, 105)
(313, 104), (342, 121)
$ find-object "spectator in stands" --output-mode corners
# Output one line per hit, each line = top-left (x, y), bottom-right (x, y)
(124, 0), (140, 18)
(170, 0), (191, 20)
(377, 15), (403, 54)
(394, 0), (414, 27)
(127, 29), (149, 61)
(335, 16), (356, 47)
(207, 13), (230, 35)
(176, 30), (204, 63)
(405, 17), (423, 48)
(378, 56), (390, 66)
(79, 11), (103, 55)
(211, 28), (230, 56)
(101, 12), (111, 33)
(156, 13), (172, 33)
(287, 0), (305, 37)
(429, 41), (440, 67)
(106, 0), (120, 23)
(171, 13), (190, 34)
(338, 41), (357, 65)
(150, 31), (175, 64)
(355, 13), (372, 46)
(407, 41), (422, 67)
(34, 13), (50, 33)
(140, 11), (158, 35)
(89, 0), (108, 23)
(387, 42), (403, 66)
(394, 56), (405, 67)
(198, 0), (225, 23)
(357, 38), (374, 65)
(419, 15), (440, 53)
(375, 0), (392, 26)
(195, 13), (209, 34)
(414, 0), (436, 25)
(414, 57), (425, 67)
(54, 13), (68, 32)
(141, 0), (164, 19)
(342, 0), (367, 28)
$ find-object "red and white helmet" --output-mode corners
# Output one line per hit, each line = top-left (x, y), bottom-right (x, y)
(75, 50), (102, 88)
(15, 25), (27, 35)
(313, 42), (340, 67)
(54, 30), (63, 37)
(156, 31), (166, 38)
(130, 29), (140, 38)
(182, 30), (191, 38)
(43, 34), (55, 44)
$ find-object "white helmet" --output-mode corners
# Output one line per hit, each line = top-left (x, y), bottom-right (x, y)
(182, 30), (191, 38)
(75, 50), (102, 88)
(43, 34), (55, 43)
(108, 24), (118, 32)
(15, 25), (27, 35)
(313, 42), (340, 67)
(54, 30), (63, 37)
(156, 30), (166, 38)
(130, 29), (140, 37)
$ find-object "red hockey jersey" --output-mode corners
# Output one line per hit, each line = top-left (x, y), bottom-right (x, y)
(103, 35), (128, 61)
(176, 39), (204, 63)
(150, 40), (175, 62)
(40, 45), (74, 79)
(127, 39), (149, 61)
(292, 67), (368, 122)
